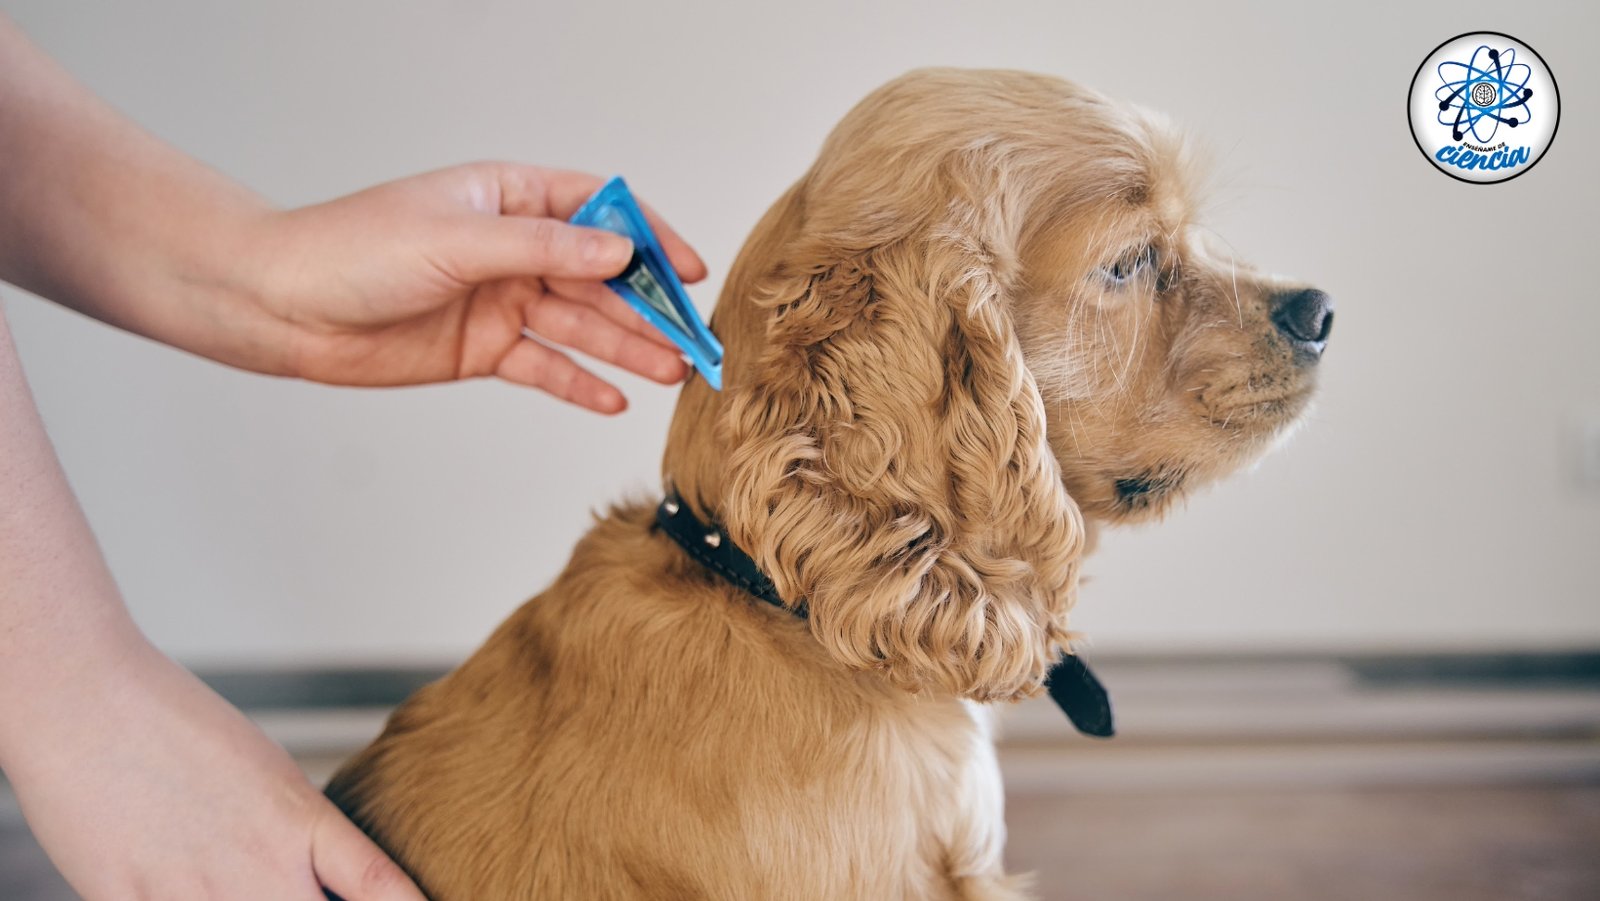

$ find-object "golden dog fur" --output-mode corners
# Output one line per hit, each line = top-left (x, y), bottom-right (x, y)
(326, 68), (1327, 899)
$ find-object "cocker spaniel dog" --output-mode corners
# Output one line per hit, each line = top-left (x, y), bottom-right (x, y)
(326, 68), (1332, 899)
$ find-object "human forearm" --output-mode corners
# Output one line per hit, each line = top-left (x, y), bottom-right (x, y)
(0, 305), (153, 767)
(0, 15), (288, 375)
(0, 307), (428, 900)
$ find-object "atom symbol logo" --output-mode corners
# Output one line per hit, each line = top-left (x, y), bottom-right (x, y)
(1436, 45), (1533, 142)
(1410, 32), (1560, 184)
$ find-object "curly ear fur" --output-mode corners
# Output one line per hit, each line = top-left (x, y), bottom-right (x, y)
(721, 170), (1085, 703)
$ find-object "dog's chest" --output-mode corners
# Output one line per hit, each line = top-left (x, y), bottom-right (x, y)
(721, 696), (1008, 897)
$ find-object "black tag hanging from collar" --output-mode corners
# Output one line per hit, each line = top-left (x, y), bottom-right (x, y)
(1043, 654), (1115, 738)
(654, 493), (1114, 738)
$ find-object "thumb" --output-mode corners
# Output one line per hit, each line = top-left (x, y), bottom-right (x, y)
(448, 215), (633, 284)
(311, 799), (429, 901)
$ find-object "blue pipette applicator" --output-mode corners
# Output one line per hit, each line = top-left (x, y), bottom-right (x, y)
(568, 177), (723, 390)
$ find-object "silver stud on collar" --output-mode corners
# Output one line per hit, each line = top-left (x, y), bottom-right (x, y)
(703, 531), (722, 548)
(663, 498), (681, 516)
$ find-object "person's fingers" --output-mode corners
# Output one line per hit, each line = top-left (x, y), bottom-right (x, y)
(543, 278), (685, 351)
(516, 167), (709, 284)
(310, 802), (427, 901)
(496, 335), (629, 414)
(525, 296), (688, 385)
(446, 216), (633, 285)
(494, 165), (602, 219)
(654, 233), (708, 284)
(613, 200), (707, 285)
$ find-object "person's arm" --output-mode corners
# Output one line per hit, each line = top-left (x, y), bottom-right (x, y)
(0, 14), (284, 373)
(0, 310), (425, 901)
(0, 13), (704, 413)
(0, 12), (706, 901)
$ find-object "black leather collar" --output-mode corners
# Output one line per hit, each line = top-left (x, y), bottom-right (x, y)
(654, 492), (1114, 738)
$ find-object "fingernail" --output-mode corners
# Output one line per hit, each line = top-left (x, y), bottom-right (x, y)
(584, 233), (632, 268)
(659, 357), (688, 382)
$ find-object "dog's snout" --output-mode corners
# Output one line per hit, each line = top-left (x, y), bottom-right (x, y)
(1272, 289), (1333, 361)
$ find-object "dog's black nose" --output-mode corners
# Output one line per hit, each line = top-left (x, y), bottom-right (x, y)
(1272, 288), (1333, 362)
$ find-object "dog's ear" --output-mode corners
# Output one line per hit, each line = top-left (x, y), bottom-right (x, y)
(721, 174), (1086, 702)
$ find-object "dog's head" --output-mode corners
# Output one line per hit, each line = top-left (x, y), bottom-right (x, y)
(663, 68), (1330, 702)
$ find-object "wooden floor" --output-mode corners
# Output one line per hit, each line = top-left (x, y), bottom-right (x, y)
(1005, 785), (1600, 901)
(6, 783), (1598, 900)
(5, 655), (1598, 899)
(0, 819), (70, 901)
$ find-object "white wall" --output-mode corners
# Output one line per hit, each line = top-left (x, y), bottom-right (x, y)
(3, 0), (1596, 665)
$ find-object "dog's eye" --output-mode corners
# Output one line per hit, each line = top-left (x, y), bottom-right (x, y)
(1099, 246), (1156, 287)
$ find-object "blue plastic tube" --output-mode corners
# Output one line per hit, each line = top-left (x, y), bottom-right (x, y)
(568, 176), (723, 390)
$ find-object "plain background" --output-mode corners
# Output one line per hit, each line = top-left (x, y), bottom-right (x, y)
(2, 1), (1596, 667)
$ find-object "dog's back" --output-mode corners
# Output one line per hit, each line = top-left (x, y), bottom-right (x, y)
(326, 503), (1022, 900)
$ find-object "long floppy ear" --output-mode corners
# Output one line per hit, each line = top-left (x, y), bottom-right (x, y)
(721, 178), (1086, 702)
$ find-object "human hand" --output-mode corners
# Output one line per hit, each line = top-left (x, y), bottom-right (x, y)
(2, 22), (703, 412)
(229, 164), (707, 413)
(1, 642), (426, 901)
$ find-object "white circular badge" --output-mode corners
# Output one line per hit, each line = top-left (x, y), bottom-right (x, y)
(1408, 32), (1560, 184)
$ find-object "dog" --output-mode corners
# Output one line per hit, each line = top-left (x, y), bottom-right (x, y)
(325, 67), (1332, 899)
